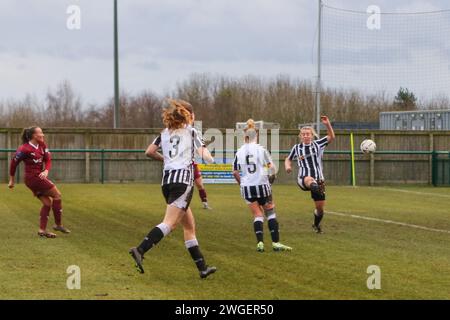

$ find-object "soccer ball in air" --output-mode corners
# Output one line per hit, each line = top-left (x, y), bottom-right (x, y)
(360, 139), (376, 154)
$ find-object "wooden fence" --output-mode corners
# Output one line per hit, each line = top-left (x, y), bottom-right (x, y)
(1, 128), (449, 185)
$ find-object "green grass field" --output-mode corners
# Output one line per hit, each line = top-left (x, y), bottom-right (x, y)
(1, 184), (449, 300)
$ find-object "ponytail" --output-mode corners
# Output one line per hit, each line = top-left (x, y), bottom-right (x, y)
(246, 119), (256, 130)
(163, 99), (192, 130)
(244, 119), (258, 142)
(21, 127), (38, 144)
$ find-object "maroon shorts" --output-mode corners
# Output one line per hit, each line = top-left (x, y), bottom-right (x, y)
(193, 163), (202, 180)
(25, 176), (55, 197)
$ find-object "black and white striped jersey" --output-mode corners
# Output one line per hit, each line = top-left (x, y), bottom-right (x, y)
(234, 142), (273, 199)
(288, 137), (328, 180)
(152, 127), (205, 186)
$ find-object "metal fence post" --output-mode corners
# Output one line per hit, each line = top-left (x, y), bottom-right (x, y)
(85, 132), (91, 183)
(429, 133), (434, 185)
(6, 130), (12, 183)
(350, 133), (356, 186)
(431, 151), (437, 187)
(349, 152), (352, 185)
(370, 132), (375, 186)
(448, 152), (450, 186)
(441, 153), (445, 186)
(101, 149), (105, 184)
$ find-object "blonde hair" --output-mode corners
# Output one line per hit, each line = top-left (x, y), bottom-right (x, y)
(244, 119), (258, 142)
(299, 126), (319, 139)
(162, 99), (192, 130)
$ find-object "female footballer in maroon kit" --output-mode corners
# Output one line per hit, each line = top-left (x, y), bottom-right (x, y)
(8, 127), (71, 238)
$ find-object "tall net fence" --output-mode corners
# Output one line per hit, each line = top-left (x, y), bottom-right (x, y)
(321, 4), (450, 104)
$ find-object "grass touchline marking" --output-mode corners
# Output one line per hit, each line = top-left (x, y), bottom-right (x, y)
(373, 187), (450, 199)
(328, 211), (450, 234)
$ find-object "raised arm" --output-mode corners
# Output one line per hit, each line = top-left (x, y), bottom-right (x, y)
(321, 116), (335, 144)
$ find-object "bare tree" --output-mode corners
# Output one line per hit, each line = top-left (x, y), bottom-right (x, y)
(1, 76), (447, 129)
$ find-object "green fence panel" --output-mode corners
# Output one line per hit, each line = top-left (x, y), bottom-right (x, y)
(1, 149), (449, 186)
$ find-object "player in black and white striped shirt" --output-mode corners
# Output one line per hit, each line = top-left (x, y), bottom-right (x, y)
(182, 102), (212, 210)
(129, 99), (217, 279)
(285, 116), (335, 234)
(233, 119), (292, 252)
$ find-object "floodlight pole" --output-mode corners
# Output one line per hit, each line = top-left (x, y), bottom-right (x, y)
(113, 0), (120, 128)
(316, 0), (323, 137)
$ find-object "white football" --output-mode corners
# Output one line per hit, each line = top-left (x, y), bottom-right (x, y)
(360, 139), (376, 154)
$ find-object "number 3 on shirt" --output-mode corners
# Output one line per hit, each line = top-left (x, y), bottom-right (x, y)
(169, 135), (181, 158)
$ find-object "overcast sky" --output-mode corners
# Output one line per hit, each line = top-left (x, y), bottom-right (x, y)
(0, 0), (449, 105)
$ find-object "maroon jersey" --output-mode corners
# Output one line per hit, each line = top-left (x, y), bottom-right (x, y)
(10, 142), (52, 179)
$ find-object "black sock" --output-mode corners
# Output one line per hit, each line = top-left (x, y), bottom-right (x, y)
(314, 211), (324, 227)
(253, 220), (264, 243)
(188, 246), (207, 271)
(138, 227), (164, 255)
(268, 218), (280, 243)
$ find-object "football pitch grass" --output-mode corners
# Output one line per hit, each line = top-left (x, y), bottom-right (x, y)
(1, 184), (449, 300)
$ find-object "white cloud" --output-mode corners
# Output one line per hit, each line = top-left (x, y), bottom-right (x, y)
(0, 0), (448, 103)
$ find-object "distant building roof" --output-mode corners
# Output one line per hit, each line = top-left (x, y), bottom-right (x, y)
(331, 122), (380, 130)
(380, 110), (450, 130)
(296, 122), (379, 130)
(380, 109), (450, 115)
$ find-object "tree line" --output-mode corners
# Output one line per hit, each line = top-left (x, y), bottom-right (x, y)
(0, 75), (448, 129)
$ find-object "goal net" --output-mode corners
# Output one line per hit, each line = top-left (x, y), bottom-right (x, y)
(320, 4), (450, 104)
